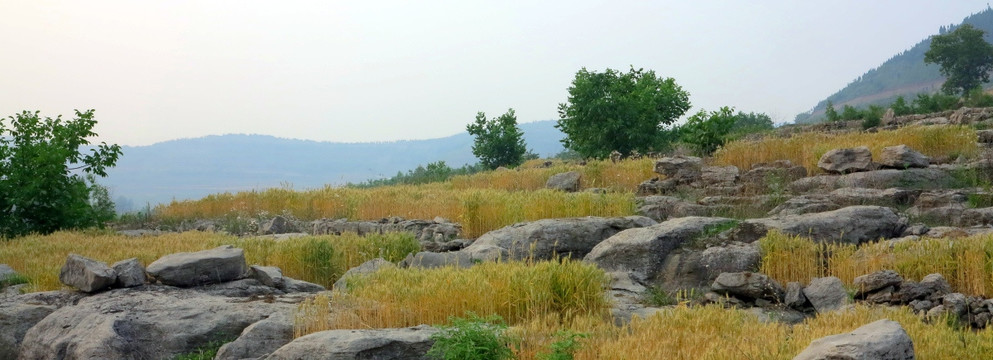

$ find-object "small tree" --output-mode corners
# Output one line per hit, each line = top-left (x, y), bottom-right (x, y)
(0, 110), (122, 238)
(891, 96), (912, 116)
(678, 106), (736, 156)
(556, 67), (691, 159)
(466, 109), (528, 169)
(925, 23), (993, 96)
(824, 101), (840, 122)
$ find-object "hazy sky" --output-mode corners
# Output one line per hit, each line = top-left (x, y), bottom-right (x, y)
(1, 1), (988, 146)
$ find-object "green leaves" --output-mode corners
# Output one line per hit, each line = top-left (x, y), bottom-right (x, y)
(466, 109), (528, 170)
(556, 66), (691, 159)
(925, 23), (993, 96)
(678, 106), (736, 156)
(426, 313), (514, 360)
(0, 110), (122, 238)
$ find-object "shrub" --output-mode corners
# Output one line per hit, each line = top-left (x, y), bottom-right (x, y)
(426, 313), (515, 360)
(678, 106), (736, 156)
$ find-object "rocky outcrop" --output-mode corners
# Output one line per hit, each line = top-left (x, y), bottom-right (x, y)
(584, 217), (734, 283)
(58, 254), (117, 293)
(828, 187), (918, 207)
(790, 168), (956, 193)
(265, 325), (437, 360)
(0, 291), (87, 359)
(546, 171), (581, 192)
(464, 216), (655, 260)
(698, 242), (761, 281)
(854, 270), (903, 297)
(215, 310), (295, 360)
(146, 245), (248, 287)
(879, 145), (929, 169)
(112, 258), (147, 288)
(732, 206), (905, 245)
(767, 195), (840, 216)
(803, 277), (851, 313)
(333, 258), (396, 290)
(818, 146), (873, 174)
(710, 272), (785, 303)
(793, 319), (914, 360)
(312, 217), (462, 252)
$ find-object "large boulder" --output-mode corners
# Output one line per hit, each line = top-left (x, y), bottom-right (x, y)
(710, 272), (785, 302)
(803, 277), (851, 313)
(0, 291), (86, 359)
(215, 309), (295, 360)
(818, 146), (874, 174)
(146, 245), (248, 287)
(584, 217), (735, 283)
(112, 258), (147, 288)
(17, 286), (296, 359)
(654, 156), (703, 181)
(879, 145), (929, 169)
(58, 253), (117, 293)
(732, 206), (904, 245)
(333, 258), (397, 290)
(464, 216), (656, 260)
(265, 325), (437, 360)
(698, 242), (761, 281)
(854, 270), (903, 297)
(790, 168), (956, 193)
(261, 215), (295, 235)
(546, 171), (581, 192)
(793, 319), (914, 360)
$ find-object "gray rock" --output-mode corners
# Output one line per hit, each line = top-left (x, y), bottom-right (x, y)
(251, 265), (286, 288)
(216, 310), (295, 360)
(281, 278), (325, 293)
(803, 277), (851, 313)
(464, 216), (656, 261)
(910, 299), (934, 313)
(696, 165), (739, 186)
(734, 206), (904, 245)
(265, 325), (437, 360)
(785, 282), (809, 309)
(17, 286), (296, 359)
(793, 319), (914, 360)
(0, 291), (86, 359)
(0, 264), (18, 286)
(584, 217), (735, 283)
(333, 258), (396, 290)
(790, 168), (956, 193)
(739, 162), (807, 194)
(654, 155), (703, 181)
(828, 187), (918, 207)
(200, 278), (284, 297)
(921, 273), (952, 297)
(146, 245), (248, 287)
(853, 270), (903, 297)
(865, 286), (896, 304)
(636, 196), (712, 222)
(112, 258), (147, 288)
(767, 195), (840, 216)
(546, 171), (581, 192)
(942, 293), (968, 317)
(58, 253), (117, 293)
(261, 216), (294, 235)
(710, 272), (785, 302)
(879, 145), (929, 169)
(698, 242), (761, 281)
(401, 251), (473, 269)
(818, 146), (873, 174)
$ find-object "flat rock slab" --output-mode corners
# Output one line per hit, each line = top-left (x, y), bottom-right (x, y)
(266, 325), (437, 360)
(793, 319), (914, 360)
(146, 245), (247, 287)
(711, 272), (785, 302)
(734, 206), (904, 245)
(465, 216), (656, 261)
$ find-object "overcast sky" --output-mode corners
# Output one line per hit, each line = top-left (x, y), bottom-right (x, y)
(1, 1), (989, 146)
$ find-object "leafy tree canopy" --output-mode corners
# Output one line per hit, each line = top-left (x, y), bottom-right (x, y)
(466, 109), (528, 169)
(925, 23), (993, 96)
(556, 67), (691, 159)
(678, 106), (736, 156)
(0, 110), (121, 238)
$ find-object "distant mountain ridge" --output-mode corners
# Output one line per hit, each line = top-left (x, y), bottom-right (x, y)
(795, 7), (993, 123)
(104, 120), (565, 210)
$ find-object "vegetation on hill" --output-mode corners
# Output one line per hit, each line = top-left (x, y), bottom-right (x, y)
(926, 23), (993, 96)
(468, 109), (533, 169)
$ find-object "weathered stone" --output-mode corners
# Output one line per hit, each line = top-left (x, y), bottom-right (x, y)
(879, 145), (929, 169)
(767, 195), (840, 216)
(250, 265), (285, 288)
(828, 187), (917, 207)
(0, 291), (86, 359)
(710, 272), (785, 302)
(261, 215), (294, 235)
(698, 242), (761, 281)
(266, 325), (437, 360)
(979, 129), (993, 143)
(0, 264), (20, 287)
(281, 278), (325, 293)
(696, 165), (739, 186)
(853, 270), (903, 297)
(733, 206), (904, 245)
(17, 286), (295, 359)
(785, 282), (809, 310)
(146, 245), (247, 287)
(910, 299), (934, 313)
(333, 258), (396, 290)
(865, 286), (895, 304)
(818, 146), (874, 174)
(654, 155), (703, 181)
(59, 253), (117, 293)
(739, 163), (807, 194)
(803, 277), (850, 313)
(893, 273), (952, 303)
(790, 168), (956, 193)
(585, 217), (735, 283)
(464, 216), (655, 261)
(216, 310), (295, 360)
(793, 319), (914, 360)
(943, 293), (968, 317)
(546, 171), (581, 192)
(112, 258), (147, 288)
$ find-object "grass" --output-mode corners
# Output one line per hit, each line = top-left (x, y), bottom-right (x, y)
(759, 230), (993, 297)
(153, 187), (637, 239)
(293, 259), (611, 337)
(713, 125), (979, 174)
(451, 158), (656, 192)
(0, 231), (420, 292)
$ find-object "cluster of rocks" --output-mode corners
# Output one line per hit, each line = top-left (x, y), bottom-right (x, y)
(637, 155), (809, 197)
(311, 216), (463, 251)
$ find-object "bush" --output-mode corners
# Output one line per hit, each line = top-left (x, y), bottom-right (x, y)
(426, 313), (515, 360)
(536, 330), (588, 360)
(861, 105), (884, 129)
(678, 106), (736, 156)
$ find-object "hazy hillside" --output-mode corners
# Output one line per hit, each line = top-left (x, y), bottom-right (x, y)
(795, 7), (993, 123)
(105, 120), (565, 210)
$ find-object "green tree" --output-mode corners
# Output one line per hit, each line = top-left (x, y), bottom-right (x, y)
(729, 111), (774, 136)
(891, 96), (912, 116)
(925, 23), (993, 96)
(466, 109), (528, 169)
(678, 106), (736, 156)
(0, 110), (122, 238)
(840, 104), (861, 120)
(824, 100), (840, 122)
(556, 67), (691, 159)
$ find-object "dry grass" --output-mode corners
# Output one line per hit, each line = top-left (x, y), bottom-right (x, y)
(713, 125), (978, 173)
(760, 231), (993, 297)
(0, 231), (419, 292)
(293, 259), (611, 337)
(155, 187), (636, 238)
(510, 304), (993, 359)
(451, 158), (656, 192)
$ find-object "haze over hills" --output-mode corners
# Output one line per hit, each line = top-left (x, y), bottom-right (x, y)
(795, 7), (993, 124)
(105, 120), (565, 211)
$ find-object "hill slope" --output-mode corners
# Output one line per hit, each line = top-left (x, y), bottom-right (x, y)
(795, 7), (993, 123)
(104, 120), (565, 210)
